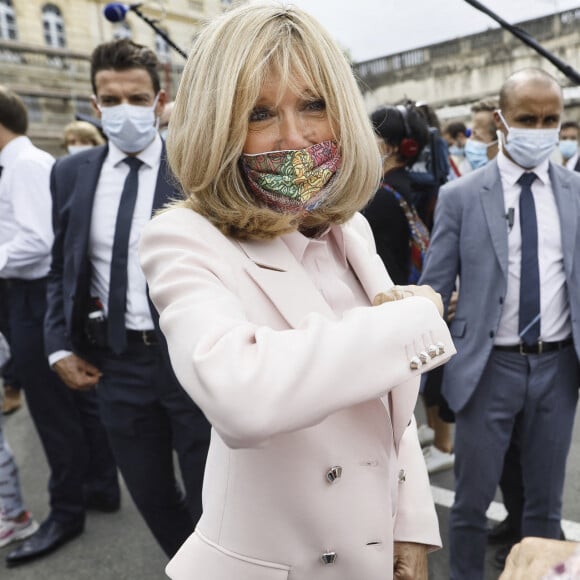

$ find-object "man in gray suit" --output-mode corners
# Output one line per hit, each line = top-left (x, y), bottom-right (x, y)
(420, 68), (580, 580)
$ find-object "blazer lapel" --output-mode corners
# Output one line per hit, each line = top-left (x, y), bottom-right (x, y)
(550, 164), (578, 278)
(342, 221), (393, 303)
(238, 237), (335, 328)
(152, 145), (175, 212)
(480, 161), (508, 280)
(69, 147), (107, 277)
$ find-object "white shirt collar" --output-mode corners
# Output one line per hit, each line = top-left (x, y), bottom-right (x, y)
(282, 224), (347, 266)
(0, 135), (32, 166)
(107, 133), (162, 169)
(497, 150), (550, 186)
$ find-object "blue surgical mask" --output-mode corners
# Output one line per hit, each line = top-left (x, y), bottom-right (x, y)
(98, 94), (159, 153)
(449, 145), (465, 158)
(67, 145), (93, 155)
(464, 138), (496, 169)
(497, 110), (559, 169)
(559, 139), (578, 160)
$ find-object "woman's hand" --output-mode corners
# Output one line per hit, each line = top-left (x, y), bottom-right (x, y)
(393, 541), (428, 580)
(373, 284), (443, 317)
(499, 537), (579, 580)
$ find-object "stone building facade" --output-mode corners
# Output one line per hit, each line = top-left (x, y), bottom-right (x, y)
(353, 8), (580, 125)
(1, 0), (236, 154)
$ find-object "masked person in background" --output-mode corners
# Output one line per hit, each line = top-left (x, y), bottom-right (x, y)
(443, 121), (472, 178)
(558, 120), (580, 171)
(139, 4), (456, 579)
(44, 39), (211, 560)
(421, 68), (580, 580)
(464, 99), (499, 170)
(62, 120), (105, 156)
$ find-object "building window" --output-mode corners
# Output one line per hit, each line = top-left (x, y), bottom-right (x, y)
(0, 0), (18, 41)
(113, 22), (131, 40)
(155, 31), (171, 64)
(43, 4), (66, 48)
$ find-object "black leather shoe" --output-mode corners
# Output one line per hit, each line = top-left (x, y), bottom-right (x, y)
(5, 517), (84, 567)
(84, 491), (121, 513)
(487, 517), (520, 545)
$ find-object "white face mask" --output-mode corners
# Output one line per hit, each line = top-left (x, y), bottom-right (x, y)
(67, 145), (93, 155)
(497, 110), (559, 169)
(97, 94), (159, 153)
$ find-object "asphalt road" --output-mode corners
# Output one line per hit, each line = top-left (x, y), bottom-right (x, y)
(2, 392), (580, 580)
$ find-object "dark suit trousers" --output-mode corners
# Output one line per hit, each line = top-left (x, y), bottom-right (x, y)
(0, 278), (21, 389)
(6, 277), (119, 523)
(91, 339), (210, 557)
(449, 347), (579, 580)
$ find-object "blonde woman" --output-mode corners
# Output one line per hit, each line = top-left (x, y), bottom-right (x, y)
(139, 3), (455, 579)
(62, 120), (104, 154)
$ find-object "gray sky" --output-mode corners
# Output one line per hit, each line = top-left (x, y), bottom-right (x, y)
(291, 0), (580, 62)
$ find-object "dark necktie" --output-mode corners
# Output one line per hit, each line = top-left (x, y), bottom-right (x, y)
(518, 172), (540, 346)
(107, 157), (143, 354)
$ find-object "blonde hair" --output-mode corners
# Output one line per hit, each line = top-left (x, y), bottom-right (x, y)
(62, 120), (105, 146)
(167, 2), (381, 240)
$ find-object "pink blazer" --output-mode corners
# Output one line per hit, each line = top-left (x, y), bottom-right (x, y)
(139, 208), (456, 580)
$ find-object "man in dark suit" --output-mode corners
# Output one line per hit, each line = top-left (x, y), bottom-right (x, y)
(41, 39), (210, 560)
(0, 87), (119, 567)
(420, 68), (580, 579)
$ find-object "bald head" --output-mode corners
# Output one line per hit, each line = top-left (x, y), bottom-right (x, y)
(495, 68), (563, 167)
(499, 68), (562, 113)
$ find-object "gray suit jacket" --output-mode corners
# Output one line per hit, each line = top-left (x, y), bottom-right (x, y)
(420, 158), (580, 413)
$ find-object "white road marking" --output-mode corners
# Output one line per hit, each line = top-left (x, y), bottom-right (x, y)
(431, 485), (580, 542)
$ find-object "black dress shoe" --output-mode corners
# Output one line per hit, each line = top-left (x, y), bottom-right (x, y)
(5, 517), (84, 567)
(487, 517), (521, 545)
(84, 491), (121, 513)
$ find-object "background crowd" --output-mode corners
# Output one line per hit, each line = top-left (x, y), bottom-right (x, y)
(1, 2), (580, 580)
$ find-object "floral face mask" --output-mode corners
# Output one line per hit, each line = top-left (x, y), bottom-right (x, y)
(240, 140), (341, 213)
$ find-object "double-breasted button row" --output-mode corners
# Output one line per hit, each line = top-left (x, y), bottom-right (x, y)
(409, 342), (445, 370)
(326, 465), (342, 483)
(321, 551), (337, 565)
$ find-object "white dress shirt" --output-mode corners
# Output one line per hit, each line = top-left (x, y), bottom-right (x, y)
(0, 136), (55, 279)
(495, 151), (571, 344)
(89, 135), (162, 331)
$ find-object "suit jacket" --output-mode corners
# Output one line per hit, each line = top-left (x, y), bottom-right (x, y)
(139, 208), (456, 580)
(45, 143), (175, 356)
(420, 158), (580, 413)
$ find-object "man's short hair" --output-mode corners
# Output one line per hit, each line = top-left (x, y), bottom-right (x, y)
(471, 99), (498, 141)
(0, 86), (28, 135)
(470, 99), (498, 114)
(90, 39), (160, 95)
(443, 121), (467, 140)
(561, 120), (580, 132)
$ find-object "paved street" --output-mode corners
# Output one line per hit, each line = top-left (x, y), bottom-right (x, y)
(1, 395), (167, 580)
(2, 393), (580, 579)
